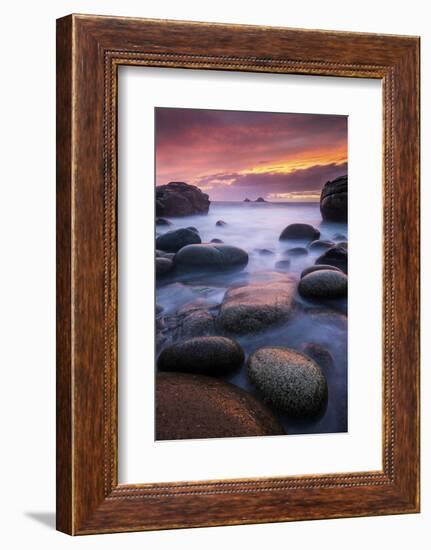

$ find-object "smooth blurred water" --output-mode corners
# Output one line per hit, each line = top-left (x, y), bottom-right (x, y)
(156, 201), (348, 435)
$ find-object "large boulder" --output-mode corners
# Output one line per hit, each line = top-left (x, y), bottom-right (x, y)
(156, 227), (201, 252)
(157, 336), (244, 376)
(156, 182), (210, 217)
(175, 243), (248, 271)
(298, 270), (348, 299)
(300, 264), (342, 279)
(320, 175), (348, 222)
(315, 246), (348, 273)
(247, 347), (328, 417)
(156, 373), (285, 440)
(279, 223), (320, 242)
(218, 280), (296, 334)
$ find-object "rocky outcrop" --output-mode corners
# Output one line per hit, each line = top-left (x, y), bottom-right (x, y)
(157, 336), (244, 376)
(156, 373), (285, 440)
(156, 182), (210, 217)
(320, 175), (347, 222)
(247, 347), (328, 417)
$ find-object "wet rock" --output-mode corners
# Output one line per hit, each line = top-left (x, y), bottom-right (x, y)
(316, 246), (348, 273)
(298, 270), (347, 299)
(247, 347), (328, 417)
(308, 240), (335, 251)
(156, 257), (174, 276)
(216, 220), (227, 227)
(320, 175), (347, 222)
(175, 244), (248, 271)
(279, 223), (320, 242)
(156, 181), (210, 217)
(210, 238), (223, 243)
(156, 217), (172, 226)
(285, 247), (308, 257)
(300, 343), (334, 371)
(186, 226), (199, 234)
(275, 260), (291, 271)
(158, 336), (244, 376)
(255, 248), (274, 256)
(300, 264), (343, 279)
(218, 280), (296, 334)
(156, 373), (285, 440)
(156, 228), (201, 252)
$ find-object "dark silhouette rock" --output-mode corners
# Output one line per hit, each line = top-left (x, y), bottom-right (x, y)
(285, 247), (308, 257)
(216, 220), (227, 227)
(300, 264), (342, 279)
(155, 217), (172, 226)
(156, 373), (285, 440)
(316, 246), (348, 273)
(320, 175), (347, 222)
(279, 223), (320, 242)
(247, 347), (328, 417)
(156, 227), (201, 252)
(175, 244), (248, 271)
(156, 181), (210, 217)
(186, 226), (199, 234)
(156, 257), (174, 276)
(255, 197), (266, 202)
(298, 270), (348, 299)
(308, 240), (335, 251)
(158, 336), (244, 376)
(255, 248), (274, 256)
(244, 198), (251, 202)
(210, 238), (223, 243)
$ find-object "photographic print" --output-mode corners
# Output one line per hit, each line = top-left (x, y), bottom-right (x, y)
(155, 107), (348, 441)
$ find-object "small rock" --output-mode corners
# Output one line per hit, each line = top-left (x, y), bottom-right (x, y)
(255, 197), (266, 203)
(308, 240), (335, 251)
(210, 238), (223, 243)
(155, 249), (175, 260)
(156, 228), (201, 252)
(285, 247), (308, 257)
(299, 270), (347, 299)
(175, 244), (248, 271)
(300, 343), (334, 371)
(156, 257), (174, 276)
(316, 247), (348, 273)
(156, 373), (285, 440)
(247, 347), (328, 417)
(300, 264), (343, 279)
(279, 223), (320, 242)
(255, 248), (274, 256)
(216, 220), (227, 227)
(158, 336), (244, 376)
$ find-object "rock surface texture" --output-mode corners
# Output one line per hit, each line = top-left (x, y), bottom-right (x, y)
(279, 223), (320, 242)
(156, 181), (210, 217)
(156, 227), (201, 252)
(175, 243), (249, 271)
(157, 336), (244, 376)
(247, 347), (328, 417)
(298, 270), (348, 299)
(156, 373), (285, 440)
(218, 280), (296, 334)
(320, 175), (348, 222)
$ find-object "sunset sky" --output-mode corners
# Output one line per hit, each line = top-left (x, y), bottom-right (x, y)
(155, 107), (347, 202)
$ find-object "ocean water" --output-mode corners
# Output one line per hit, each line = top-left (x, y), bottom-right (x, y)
(156, 201), (348, 435)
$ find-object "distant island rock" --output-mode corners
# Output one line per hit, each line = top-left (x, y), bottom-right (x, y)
(156, 181), (210, 217)
(320, 175), (347, 222)
(255, 197), (266, 202)
(243, 198), (251, 202)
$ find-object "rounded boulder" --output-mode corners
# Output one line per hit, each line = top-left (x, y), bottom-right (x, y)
(279, 223), (320, 242)
(175, 243), (248, 271)
(156, 227), (201, 252)
(157, 336), (244, 376)
(247, 347), (328, 417)
(298, 270), (347, 299)
(156, 373), (285, 440)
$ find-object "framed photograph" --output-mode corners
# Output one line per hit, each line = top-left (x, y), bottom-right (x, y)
(56, 14), (420, 535)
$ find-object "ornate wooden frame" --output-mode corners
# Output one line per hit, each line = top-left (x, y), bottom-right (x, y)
(56, 14), (420, 535)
